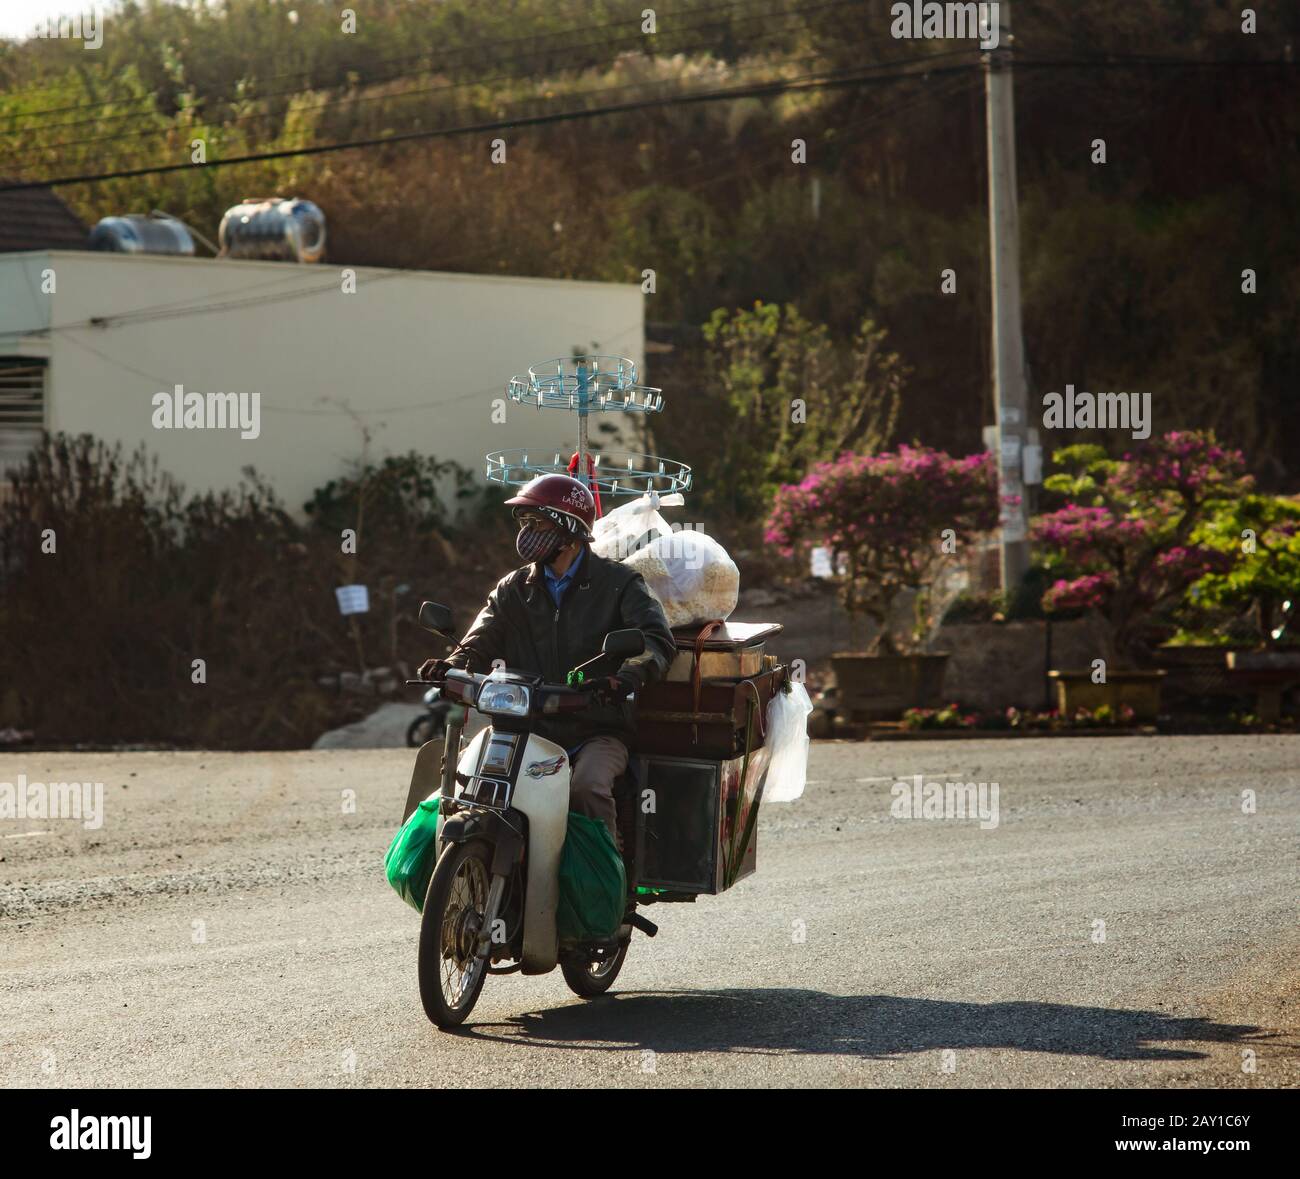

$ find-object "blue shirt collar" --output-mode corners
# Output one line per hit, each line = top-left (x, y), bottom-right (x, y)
(544, 545), (584, 588)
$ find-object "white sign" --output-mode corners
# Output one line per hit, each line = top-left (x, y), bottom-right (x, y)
(810, 547), (834, 579)
(335, 584), (370, 615)
(1022, 443), (1043, 485)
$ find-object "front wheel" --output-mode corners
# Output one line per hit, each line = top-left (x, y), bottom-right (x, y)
(419, 840), (495, 1028)
(561, 941), (628, 998)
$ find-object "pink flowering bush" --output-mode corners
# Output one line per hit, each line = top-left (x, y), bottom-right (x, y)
(765, 445), (997, 651)
(1031, 432), (1249, 662)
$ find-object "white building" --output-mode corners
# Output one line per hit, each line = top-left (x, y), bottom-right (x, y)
(0, 250), (645, 512)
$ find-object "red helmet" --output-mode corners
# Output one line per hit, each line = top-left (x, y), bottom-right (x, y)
(505, 474), (596, 539)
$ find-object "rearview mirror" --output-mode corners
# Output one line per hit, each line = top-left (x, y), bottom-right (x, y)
(602, 628), (645, 660)
(418, 601), (454, 636)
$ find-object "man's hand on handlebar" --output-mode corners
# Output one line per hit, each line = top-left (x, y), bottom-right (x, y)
(416, 658), (452, 683)
(587, 672), (637, 706)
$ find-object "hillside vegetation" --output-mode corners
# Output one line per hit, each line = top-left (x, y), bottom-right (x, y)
(2, 0), (1298, 477)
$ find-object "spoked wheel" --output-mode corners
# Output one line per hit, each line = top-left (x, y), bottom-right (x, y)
(561, 938), (629, 998)
(419, 841), (495, 1028)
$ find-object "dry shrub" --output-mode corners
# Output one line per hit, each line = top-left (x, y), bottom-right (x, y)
(0, 434), (514, 748)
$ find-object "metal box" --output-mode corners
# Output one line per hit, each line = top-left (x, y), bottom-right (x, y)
(632, 752), (765, 895)
(664, 620), (782, 682)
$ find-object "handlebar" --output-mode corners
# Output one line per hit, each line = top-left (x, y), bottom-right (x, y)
(406, 668), (601, 712)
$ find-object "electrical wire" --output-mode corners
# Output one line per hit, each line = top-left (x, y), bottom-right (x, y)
(0, 0), (866, 128)
(0, 57), (978, 193)
(0, 59), (981, 347)
(1, 18), (923, 159)
(0, 0), (767, 107)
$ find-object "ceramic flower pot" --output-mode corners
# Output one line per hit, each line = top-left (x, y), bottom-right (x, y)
(831, 653), (949, 721)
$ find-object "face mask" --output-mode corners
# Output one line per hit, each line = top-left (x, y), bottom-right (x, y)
(517, 523), (566, 564)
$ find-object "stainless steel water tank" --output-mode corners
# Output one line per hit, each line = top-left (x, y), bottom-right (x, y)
(218, 197), (326, 263)
(87, 214), (196, 255)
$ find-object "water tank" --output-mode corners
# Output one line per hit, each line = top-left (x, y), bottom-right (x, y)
(218, 197), (326, 264)
(87, 214), (195, 255)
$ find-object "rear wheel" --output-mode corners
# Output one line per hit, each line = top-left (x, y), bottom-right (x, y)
(419, 840), (495, 1028)
(561, 939), (628, 997)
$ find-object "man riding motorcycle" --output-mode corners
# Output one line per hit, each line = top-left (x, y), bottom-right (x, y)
(417, 473), (675, 845)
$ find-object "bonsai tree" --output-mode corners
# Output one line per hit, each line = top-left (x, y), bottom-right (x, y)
(1031, 431), (1251, 664)
(1182, 494), (1300, 648)
(765, 445), (997, 652)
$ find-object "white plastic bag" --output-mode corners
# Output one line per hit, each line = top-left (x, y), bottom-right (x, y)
(763, 682), (813, 802)
(625, 527), (739, 628)
(591, 491), (682, 561)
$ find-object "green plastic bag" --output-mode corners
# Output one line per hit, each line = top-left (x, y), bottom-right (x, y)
(384, 796), (441, 913)
(556, 812), (627, 942)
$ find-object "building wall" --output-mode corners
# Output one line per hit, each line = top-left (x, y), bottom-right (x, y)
(0, 251), (646, 513)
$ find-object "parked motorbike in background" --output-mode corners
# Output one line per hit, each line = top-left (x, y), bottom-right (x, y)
(405, 684), (457, 748)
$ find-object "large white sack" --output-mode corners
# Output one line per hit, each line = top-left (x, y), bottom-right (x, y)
(624, 527), (739, 628)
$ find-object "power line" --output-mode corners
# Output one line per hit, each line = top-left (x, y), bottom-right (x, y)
(0, 0), (720, 106)
(1016, 55), (1299, 70)
(0, 0), (864, 126)
(8, 0), (852, 135)
(0, 58), (979, 194)
(1, 8), (883, 158)
(13, 44), (935, 168)
(56, 330), (514, 416)
(0, 60), (981, 343)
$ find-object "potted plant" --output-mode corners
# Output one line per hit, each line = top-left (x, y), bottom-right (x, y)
(1032, 431), (1250, 720)
(766, 445), (997, 720)
(1184, 494), (1300, 719)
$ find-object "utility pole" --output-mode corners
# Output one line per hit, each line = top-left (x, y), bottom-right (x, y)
(983, 0), (1031, 593)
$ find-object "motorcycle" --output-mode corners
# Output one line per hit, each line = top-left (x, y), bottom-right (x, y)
(400, 600), (659, 1028)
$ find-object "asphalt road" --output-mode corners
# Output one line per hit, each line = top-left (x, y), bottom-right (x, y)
(2, 737), (1297, 1089)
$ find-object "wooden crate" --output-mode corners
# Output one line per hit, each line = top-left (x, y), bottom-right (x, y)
(634, 665), (788, 757)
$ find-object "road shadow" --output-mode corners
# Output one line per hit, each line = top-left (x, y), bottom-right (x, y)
(460, 989), (1271, 1061)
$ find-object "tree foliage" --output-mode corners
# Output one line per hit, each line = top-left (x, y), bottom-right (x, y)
(683, 302), (902, 535)
(1185, 494), (1300, 648)
(2, 0), (1296, 475)
(765, 445), (997, 651)
(1031, 432), (1252, 662)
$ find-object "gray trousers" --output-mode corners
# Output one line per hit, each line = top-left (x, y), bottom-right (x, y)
(568, 735), (628, 845)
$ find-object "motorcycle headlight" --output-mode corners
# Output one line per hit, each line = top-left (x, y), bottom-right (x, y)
(477, 681), (531, 717)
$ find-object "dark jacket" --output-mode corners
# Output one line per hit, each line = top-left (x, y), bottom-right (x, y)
(446, 547), (676, 747)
